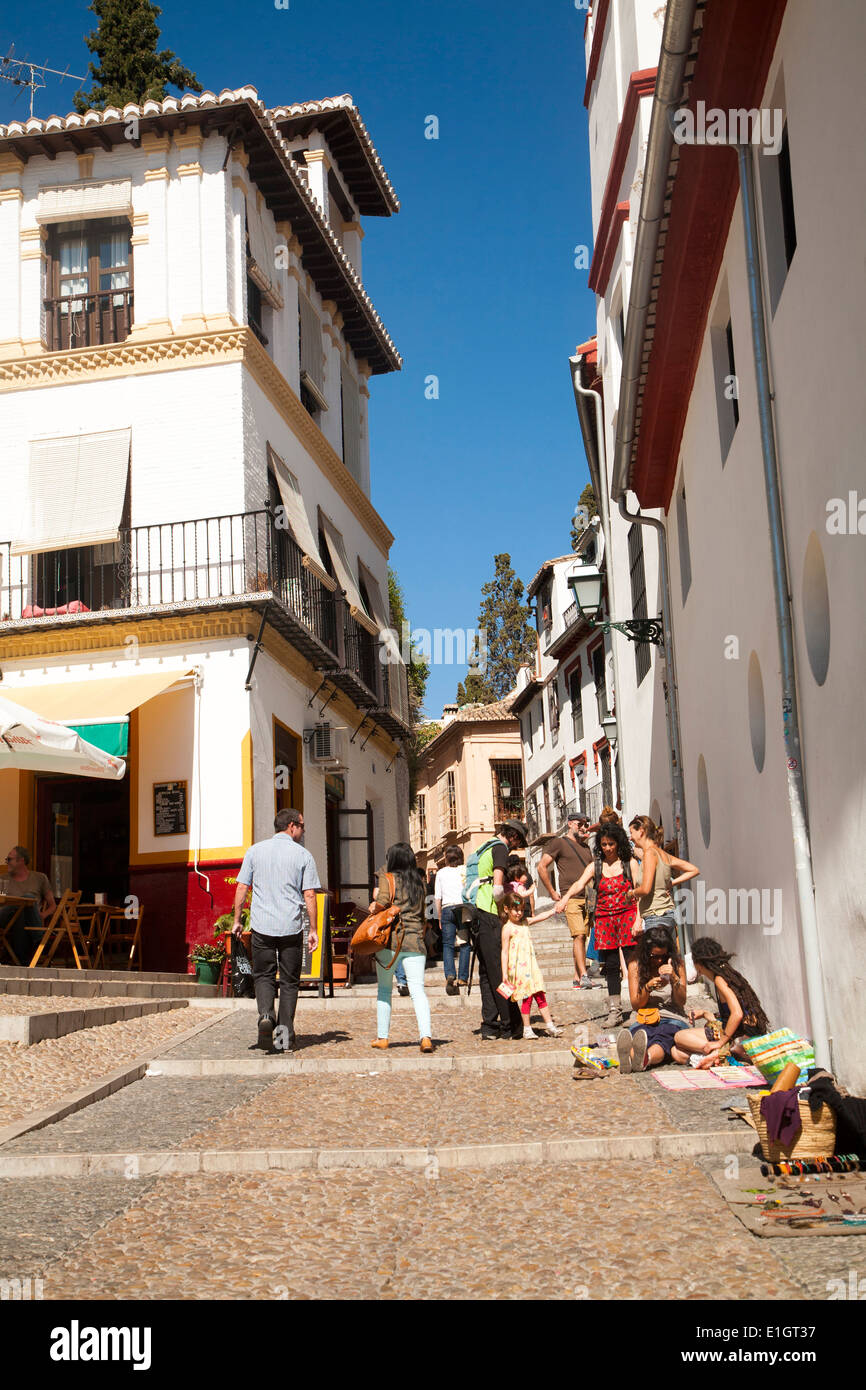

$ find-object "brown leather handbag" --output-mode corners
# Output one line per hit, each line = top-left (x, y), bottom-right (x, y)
(350, 872), (405, 969)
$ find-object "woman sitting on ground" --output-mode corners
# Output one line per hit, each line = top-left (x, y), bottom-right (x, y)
(617, 924), (692, 1071)
(672, 936), (771, 1067)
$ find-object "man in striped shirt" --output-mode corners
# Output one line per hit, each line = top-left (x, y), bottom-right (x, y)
(232, 808), (321, 1052)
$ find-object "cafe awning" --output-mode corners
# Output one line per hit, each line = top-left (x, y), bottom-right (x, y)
(0, 695), (126, 780)
(0, 668), (195, 757)
(11, 428), (131, 556)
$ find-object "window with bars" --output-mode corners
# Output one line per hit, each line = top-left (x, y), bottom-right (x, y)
(417, 793), (427, 849)
(591, 643), (606, 725)
(491, 760), (523, 823)
(628, 524), (651, 685)
(552, 770), (566, 825)
(45, 219), (133, 351)
(547, 679), (560, 745)
(525, 794), (540, 842)
(569, 668), (584, 742)
(542, 781), (551, 834)
(438, 770), (457, 832)
(600, 744), (613, 808)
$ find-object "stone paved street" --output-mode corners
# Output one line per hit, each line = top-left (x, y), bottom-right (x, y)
(0, 939), (863, 1302)
(0, 1008), (220, 1125)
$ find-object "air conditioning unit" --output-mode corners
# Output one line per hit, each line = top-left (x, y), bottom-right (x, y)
(305, 722), (345, 767)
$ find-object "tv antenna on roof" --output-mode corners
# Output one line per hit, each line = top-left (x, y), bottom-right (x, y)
(0, 49), (86, 119)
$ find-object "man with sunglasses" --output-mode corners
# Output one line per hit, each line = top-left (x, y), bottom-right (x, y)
(232, 808), (320, 1053)
(0, 847), (55, 965)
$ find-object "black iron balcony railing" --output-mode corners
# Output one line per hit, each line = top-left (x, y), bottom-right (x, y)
(344, 613), (379, 696)
(0, 509), (417, 733)
(43, 288), (134, 351)
(0, 510), (337, 657)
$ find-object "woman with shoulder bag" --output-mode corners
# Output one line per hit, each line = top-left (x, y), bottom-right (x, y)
(368, 842), (434, 1053)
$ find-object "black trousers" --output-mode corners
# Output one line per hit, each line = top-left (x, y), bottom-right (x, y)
(598, 945), (637, 998)
(474, 909), (522, 1037)
(251, 931), (303, 1042)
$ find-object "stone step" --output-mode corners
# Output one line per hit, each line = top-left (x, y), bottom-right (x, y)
(151, 1047), (577, 1077)
(0, 1128), (757, 1178)
(0, 997), (188, 1045)
(0, 975), (218, 1000)
(0, 964), (196, 985)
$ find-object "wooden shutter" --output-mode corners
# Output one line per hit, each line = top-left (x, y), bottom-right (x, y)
(340, 362), (362, 483)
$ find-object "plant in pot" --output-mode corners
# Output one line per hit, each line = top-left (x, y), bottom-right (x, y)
(189, 939), (226, 985)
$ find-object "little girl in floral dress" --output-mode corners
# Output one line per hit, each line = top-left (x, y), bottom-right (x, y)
(498, 893), (562, 1038)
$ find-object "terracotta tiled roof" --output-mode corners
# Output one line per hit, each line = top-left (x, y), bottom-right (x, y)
(268, 95), (399, 215)
(527, 554), (578, 599)
(0, 86), (401, 373)
(419, 692), (519, 755)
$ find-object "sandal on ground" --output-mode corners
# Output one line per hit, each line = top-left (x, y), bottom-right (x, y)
(616, 1028), (634, 1074)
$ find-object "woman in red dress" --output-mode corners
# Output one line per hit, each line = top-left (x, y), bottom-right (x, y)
(557, 823), (642, 1027)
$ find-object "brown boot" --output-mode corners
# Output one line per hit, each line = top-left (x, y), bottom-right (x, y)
(371, 1038), (389, 1049)
(420, 1037), (434, 1053)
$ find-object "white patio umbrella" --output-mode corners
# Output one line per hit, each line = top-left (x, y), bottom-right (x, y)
(0, 694), (126, 780)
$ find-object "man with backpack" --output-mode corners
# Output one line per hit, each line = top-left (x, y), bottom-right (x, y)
(466, 818), (528, 1040)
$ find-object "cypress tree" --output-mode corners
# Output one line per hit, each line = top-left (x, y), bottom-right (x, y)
(74, 0), (201, 112)
(472, 553), (536, 701)
(571, 481), (598, 550)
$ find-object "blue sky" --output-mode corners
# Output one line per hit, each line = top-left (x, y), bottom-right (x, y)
(1, 0), (596, 717)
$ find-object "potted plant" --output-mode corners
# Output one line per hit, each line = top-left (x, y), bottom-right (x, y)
(189, 939), (226, 985)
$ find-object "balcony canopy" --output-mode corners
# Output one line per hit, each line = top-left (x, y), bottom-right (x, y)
(12, 429), (130, 557)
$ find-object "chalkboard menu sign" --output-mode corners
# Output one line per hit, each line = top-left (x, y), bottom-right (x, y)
(153, 781), (188, 836)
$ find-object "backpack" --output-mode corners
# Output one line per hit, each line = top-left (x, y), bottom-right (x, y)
(462, 839), (500, 907)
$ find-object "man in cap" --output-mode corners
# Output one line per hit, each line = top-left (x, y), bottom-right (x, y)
(473, 818), (528, 1040)
(537, 811), (594, 988)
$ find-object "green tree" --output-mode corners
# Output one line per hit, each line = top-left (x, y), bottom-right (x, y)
(473, 553), (536, 701)
(388, 569), (431, 809)
(571, 481), (598, 550)
(456, 668), (496, 706)
(75, 0), (201, 112)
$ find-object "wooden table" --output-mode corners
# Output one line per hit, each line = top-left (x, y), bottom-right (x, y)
(0, 894), (39, 965)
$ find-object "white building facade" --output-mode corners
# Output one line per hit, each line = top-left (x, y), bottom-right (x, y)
(575, 0), (866, 1087)
(0, 87), (410, 970)
(515, 533), (623, 875)
(571, 1), (676, 842)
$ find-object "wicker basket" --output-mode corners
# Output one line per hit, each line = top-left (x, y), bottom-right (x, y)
(748, 1092), (836, 1161)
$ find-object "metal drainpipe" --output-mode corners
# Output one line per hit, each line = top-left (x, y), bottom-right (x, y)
(617, 497), (690, 870)
(571, 366), (628, 812)
(736, 142), (830, 1069)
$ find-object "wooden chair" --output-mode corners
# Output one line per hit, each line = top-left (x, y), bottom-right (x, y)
(97, 904), (144, 971)
(0, 901), (26, 966)
(28, 890), (91, 970)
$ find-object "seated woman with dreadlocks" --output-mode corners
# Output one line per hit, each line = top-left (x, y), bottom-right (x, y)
(672, 936), (771, 1068)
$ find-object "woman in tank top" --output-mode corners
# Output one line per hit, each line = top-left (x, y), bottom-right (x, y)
(626, 815), (700, 935)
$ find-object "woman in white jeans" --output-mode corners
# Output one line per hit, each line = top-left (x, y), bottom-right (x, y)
(368, 842), (433, 1053)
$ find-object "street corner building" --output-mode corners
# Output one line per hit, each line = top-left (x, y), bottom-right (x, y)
(570, 0), (866, 1087)
(0, 87), (412, 970)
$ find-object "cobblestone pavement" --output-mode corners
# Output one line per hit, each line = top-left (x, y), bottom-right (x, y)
(0, 994), (151, 1015)
(0, 1009), (221, 1125)
(18, 1162), (822, 1301)
(2, 1077), (277, 1154)
(161, 998), (602, 1060)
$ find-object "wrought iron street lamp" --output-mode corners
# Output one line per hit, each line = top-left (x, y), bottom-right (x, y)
(567, 565), (663, 645)
(600, 712), (618, 743)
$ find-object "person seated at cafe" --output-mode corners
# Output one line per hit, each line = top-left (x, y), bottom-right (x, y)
(0, 846), (56, 963)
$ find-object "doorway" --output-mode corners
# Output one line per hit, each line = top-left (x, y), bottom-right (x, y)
(36, 775), (130, 906)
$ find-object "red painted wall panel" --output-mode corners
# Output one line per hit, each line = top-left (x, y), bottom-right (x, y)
(129, 860), (241, 973)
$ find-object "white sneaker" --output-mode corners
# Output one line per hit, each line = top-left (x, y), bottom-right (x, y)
(523, 1026), (539, 1039)
(544, 1023), (563, 1037)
